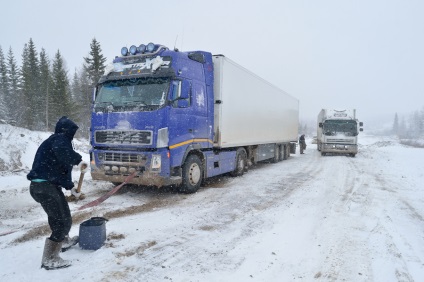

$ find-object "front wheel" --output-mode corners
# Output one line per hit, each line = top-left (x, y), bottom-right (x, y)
(179, 155), (203, 193)
(231, 148), (248, 177)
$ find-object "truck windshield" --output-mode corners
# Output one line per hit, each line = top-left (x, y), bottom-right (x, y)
(323, 120), (358, 136)
(94, 77), (170, 112)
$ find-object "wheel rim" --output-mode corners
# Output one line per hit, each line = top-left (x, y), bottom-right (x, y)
(188, 163), (201, 185)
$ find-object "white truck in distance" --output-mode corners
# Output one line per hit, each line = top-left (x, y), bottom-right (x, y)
(317, 109), (363, 157)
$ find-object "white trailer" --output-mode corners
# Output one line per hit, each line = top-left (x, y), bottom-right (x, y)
(212, 55), (299, 161)
(317, 109), (363, 157)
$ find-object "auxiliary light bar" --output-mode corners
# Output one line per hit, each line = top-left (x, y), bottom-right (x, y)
(120, 42), (162, 56)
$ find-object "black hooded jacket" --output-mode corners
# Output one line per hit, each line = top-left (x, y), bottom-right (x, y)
(27, 117), (83, 189)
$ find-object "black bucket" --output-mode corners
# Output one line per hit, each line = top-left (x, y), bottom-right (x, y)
(79, 217), (108, 250)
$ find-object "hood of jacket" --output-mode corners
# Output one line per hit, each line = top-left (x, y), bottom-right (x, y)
(54, 116), (79, 140)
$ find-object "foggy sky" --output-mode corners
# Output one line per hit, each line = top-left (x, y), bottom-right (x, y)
(2, 0), (424, 127)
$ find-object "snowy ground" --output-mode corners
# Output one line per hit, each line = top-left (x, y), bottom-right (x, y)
(1, 124), (424, 282)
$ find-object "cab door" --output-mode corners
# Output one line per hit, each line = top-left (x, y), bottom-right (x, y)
(191, 82), (209, 140)
(168, 80), (195, 146)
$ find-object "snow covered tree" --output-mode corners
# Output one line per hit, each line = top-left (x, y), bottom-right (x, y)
(398, 116), (407, 138)
(49, 50), (73, 130)
(392, 113), (399, 136)
(420, 107), (424, 136)
(7, 47), (21, 125)
(83, 38), (107, 87)
(70, 67), (92, 137)
(409, 110), (424, 138)
(20, 39), (40, 129)
(0, 45), (9, 122)
(39, 48), (51, 130)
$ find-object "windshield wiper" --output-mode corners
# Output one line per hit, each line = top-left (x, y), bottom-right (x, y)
(94, 102), (115, 112)
(122, 100), (147, 106)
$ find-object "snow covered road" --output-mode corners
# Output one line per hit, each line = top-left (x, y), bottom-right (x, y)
(1, 132), (424, 281)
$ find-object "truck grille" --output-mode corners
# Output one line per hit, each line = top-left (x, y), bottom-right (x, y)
(103, 152), (140, 163)
(327, 138), (354, 144)
(95, 130), (152, 145)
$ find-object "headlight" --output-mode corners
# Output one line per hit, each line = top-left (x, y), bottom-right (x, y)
(157, 127), (169, 148)
(151, 155), (161, 170)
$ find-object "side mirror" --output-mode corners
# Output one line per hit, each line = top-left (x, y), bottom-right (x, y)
(359, 122), (363, 126)
(360, 128), (363, 132)
(318, 122), (323, 128)
(92, 87), (97, 103)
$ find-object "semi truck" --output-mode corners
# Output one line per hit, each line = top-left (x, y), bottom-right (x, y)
(89, 42), (299, 193)
(317, 109), (363, 157)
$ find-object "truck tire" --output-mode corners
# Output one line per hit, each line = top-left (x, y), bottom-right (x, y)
(283, 145), (288, 160)
(179, 155), (203, 193)
(271, 145), (280, 163)
(231, 148), (248, 177)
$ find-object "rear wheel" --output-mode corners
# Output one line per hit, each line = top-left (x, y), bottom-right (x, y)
(271, 145), (280, 163)
(179, 155), (203, 193)
(231, 148), (248, 177)
(278, 145), (284, 161)
(283, 145), (289, 160)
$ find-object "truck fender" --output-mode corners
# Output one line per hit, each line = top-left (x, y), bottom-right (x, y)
(181, 145), (205, 167)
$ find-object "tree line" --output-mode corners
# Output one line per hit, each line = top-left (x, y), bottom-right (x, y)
(0, 38), (106, 137)
(392, 108), (424, 139)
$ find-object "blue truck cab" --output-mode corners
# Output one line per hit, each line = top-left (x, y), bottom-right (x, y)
(90, 43), (226, 193)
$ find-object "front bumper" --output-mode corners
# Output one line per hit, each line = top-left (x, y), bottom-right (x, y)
(90, 148), (182, 187)
(322, 143), (358, 154)
(90, 169), (181, 187)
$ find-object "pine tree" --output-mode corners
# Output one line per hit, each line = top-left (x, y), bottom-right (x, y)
(20, 38), (40, 129)
(399, 117), (407, 138)
(7, 47), (20, 125)
(410, 110), (423, 138)
(83, 38), (107, 87)
(70, 67), (92, 137)
(0, 45), (9, 122)
(420, 107), (424, 136)
(39, 48), (51, 130)
(392, 113), (399, 136)
(50, 50), (72, 129)
(80, 38), (107, 137)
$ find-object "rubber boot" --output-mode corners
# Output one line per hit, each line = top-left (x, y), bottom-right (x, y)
(41, 238), (71, 270)
(61, 235), (79, 252)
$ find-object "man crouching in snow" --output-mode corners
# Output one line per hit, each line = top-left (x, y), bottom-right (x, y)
(27, 116), (88, 270)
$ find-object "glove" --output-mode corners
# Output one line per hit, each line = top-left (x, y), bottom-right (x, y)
(78, 161), (89, 173)
(71, 187), (81, 198)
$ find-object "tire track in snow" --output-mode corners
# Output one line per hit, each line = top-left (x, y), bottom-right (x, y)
(107, 154), (326, 281)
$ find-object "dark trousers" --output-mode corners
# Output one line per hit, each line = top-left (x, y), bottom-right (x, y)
(300, 142), (306, 154)
(30, 182), (72, 242)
